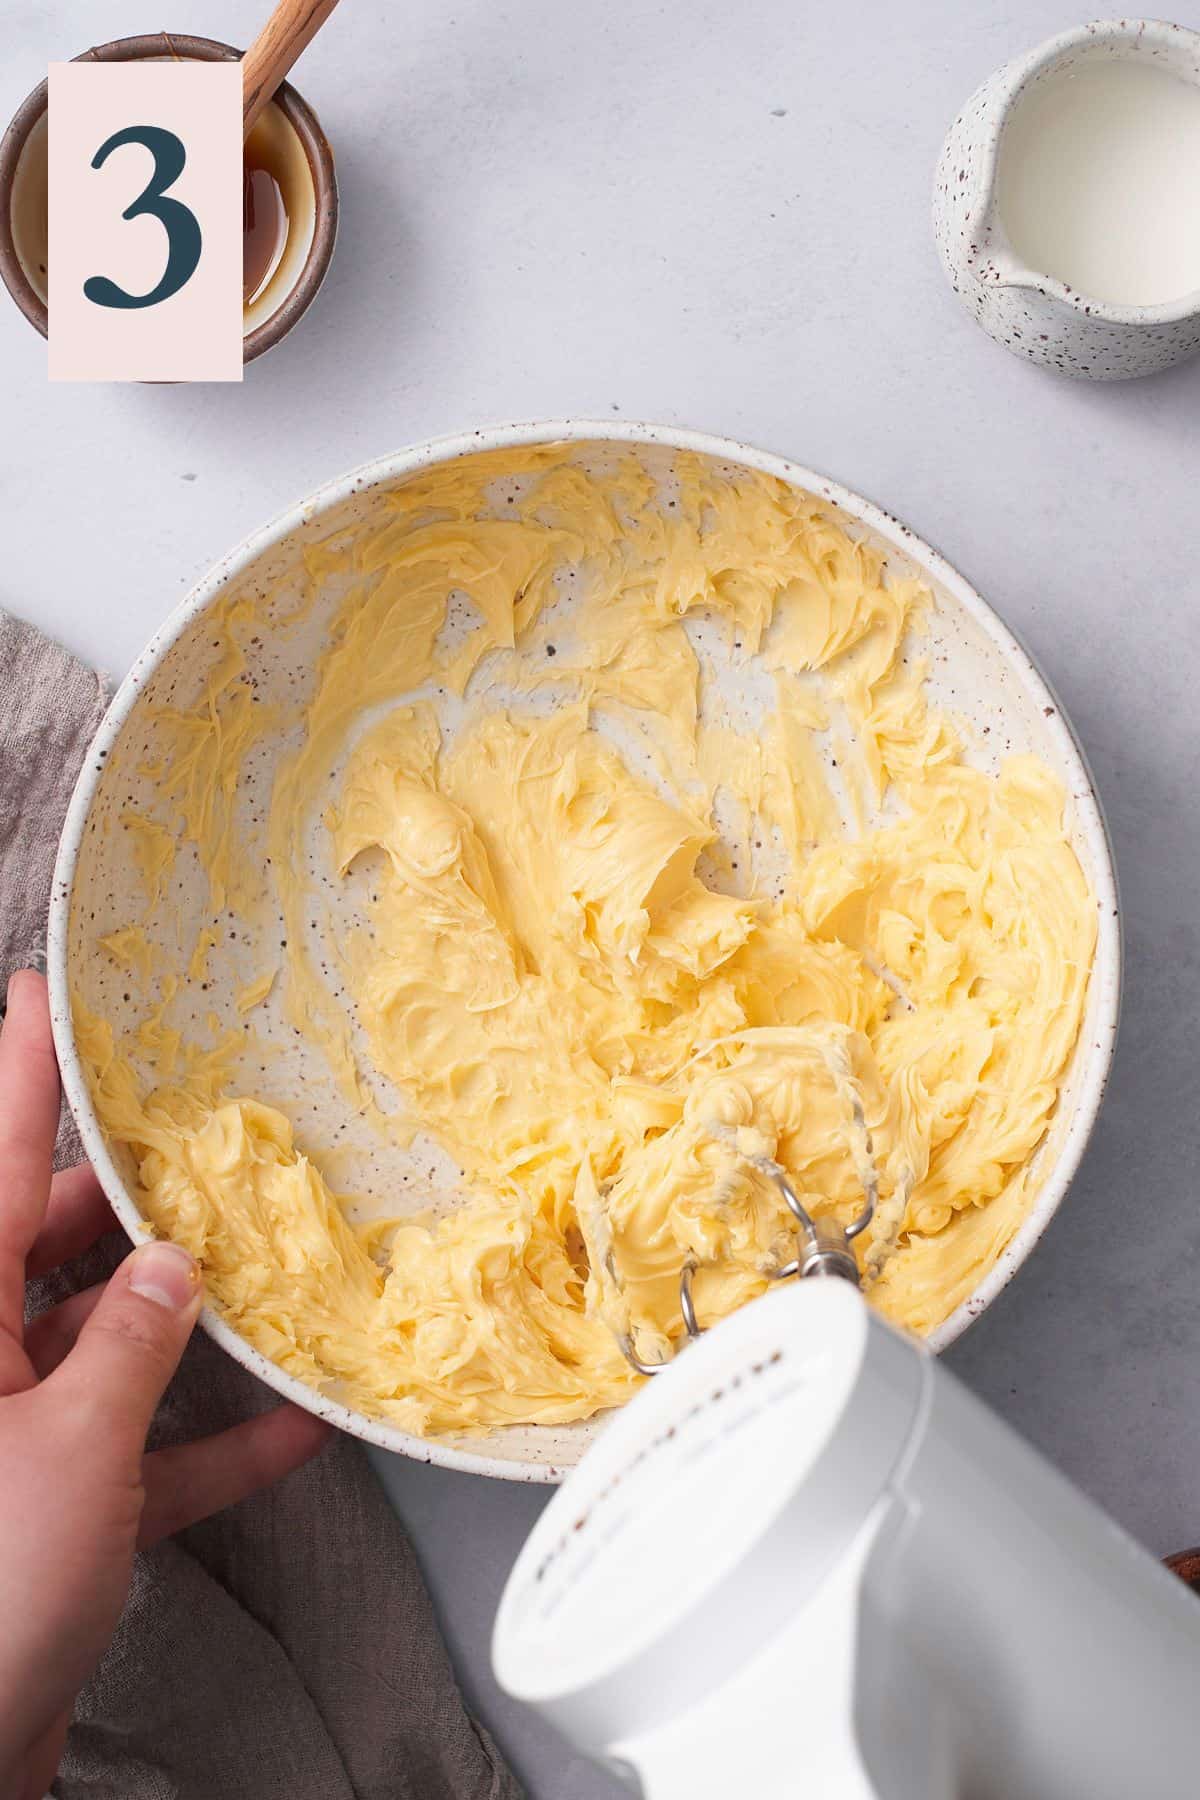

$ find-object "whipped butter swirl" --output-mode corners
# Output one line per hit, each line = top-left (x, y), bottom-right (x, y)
(77, 448), (1096, 1434)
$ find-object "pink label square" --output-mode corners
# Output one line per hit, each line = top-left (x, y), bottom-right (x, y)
(48, 61), (243, 382)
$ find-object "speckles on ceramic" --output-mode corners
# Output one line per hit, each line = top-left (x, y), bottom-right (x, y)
(933, 20), (1200, 380)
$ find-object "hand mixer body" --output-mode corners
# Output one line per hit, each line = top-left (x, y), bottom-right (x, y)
(865, 1364), (1200, 1799)
(493, 1282), (1200, 1799)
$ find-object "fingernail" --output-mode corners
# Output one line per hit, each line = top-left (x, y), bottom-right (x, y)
(128, 1241), (201, 1311)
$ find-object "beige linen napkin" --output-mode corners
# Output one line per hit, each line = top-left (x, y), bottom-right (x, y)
(2, 608), (522, 1800)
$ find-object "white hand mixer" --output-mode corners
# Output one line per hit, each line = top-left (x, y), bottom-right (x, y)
(494, 1273), (1200, 1797)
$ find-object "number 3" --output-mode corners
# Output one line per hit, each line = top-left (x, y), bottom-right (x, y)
(83, 126), (202, 310)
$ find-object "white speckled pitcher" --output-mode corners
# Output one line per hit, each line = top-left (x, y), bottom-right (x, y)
(933, 19), (1200, 380)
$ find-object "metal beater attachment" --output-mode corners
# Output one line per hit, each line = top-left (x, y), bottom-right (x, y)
(618, 1158), (876, 1378)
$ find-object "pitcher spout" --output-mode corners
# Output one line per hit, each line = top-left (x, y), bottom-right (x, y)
(971, 230), (1042, 293)
(957, 133), (1036, 291)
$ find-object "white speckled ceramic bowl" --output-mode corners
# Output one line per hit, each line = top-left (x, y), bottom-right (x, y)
(47, 421), (1121, 1482)
(933, 19), (1200, 380)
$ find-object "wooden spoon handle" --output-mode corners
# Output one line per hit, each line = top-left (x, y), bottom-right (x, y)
(1166, 1548), (1200, 1593)
(242, 0), (342, 138)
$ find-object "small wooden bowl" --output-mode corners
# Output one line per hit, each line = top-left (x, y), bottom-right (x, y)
(0, 32), (337, 364)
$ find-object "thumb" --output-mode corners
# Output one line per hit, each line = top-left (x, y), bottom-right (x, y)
(52, 1241), (203, 1448)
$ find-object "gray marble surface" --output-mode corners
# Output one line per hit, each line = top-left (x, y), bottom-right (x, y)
(5, 2), (1200, 1793)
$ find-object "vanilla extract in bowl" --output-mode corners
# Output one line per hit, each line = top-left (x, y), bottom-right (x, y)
(0, 33), (335, 360)
(5, 98), (316, 328)
(242, 100), (316, 321)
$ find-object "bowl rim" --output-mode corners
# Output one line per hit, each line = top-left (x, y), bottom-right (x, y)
(46, 418), (1122, 1483)
(0, 31), (338, 363)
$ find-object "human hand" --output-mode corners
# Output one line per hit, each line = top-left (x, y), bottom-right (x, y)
(0, 971), (331, 1800)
